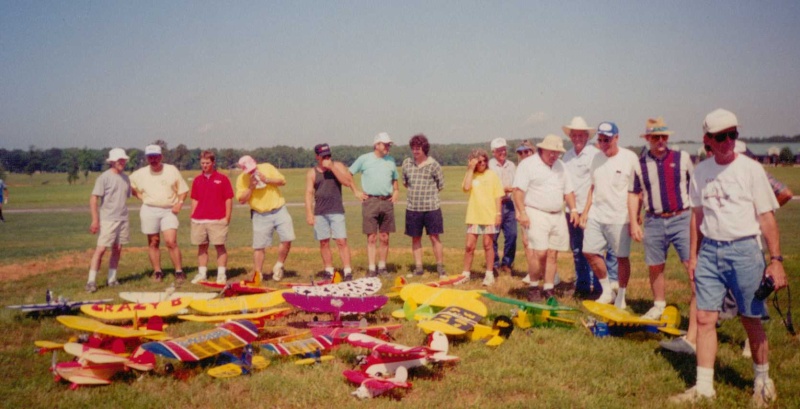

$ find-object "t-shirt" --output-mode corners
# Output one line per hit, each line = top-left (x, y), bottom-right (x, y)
(349, 152), (398, 196)
(563, 144), (600, 212)
(130, 164), (188, 208)
(588, 147), (638, 224)
(689, 155), (779, 241)
(190, 170), (234, 221)
(91, 169), (131, 221)
(464, 170), (504, 225)
(236, 163), (286, 213)
(513, 153), (574, 213)
(402, 156), (444, 212)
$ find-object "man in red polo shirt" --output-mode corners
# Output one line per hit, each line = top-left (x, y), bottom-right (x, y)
(190, 150), (234, 284)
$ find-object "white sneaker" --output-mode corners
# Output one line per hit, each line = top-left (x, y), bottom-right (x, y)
(669, 386), (715, 404)
(596, 290), (615, 304)
(641, 306), (665, 320)
(752, 378), (776, 408)
(272, 265), (284, 281)
(461, 271), (471, 279)
(482, 274), (495, 287)
(216, 273), (227, 285)
(191, 274), (207, 284)
(614, 294), (627, 310)
(521, 275), (531, 285)
(610, 280), (620, 291)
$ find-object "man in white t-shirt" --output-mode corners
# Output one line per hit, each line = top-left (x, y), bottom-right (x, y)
(512, 135), (577, 301)
(581, 122), (639, 307)
(670, 109), (786, 406)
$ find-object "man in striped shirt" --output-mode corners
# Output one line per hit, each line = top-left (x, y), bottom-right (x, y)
(630, 118), (695, 325)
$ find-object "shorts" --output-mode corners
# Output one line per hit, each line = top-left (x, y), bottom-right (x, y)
(582, 218), (631, 258)
(97, 220), (130, 247)
(694, 236), (767, 318)
(405, 209), (444, 237)
(525, 207), (568, 251)
(314, 213), (347, 241)
(466, 224), (499, 235)
(362, 197), (396, 234)
(252, 206), (295, 249)
(191, 220), (229, 246)
(140, 204), (179, 235)
(643, 211), (690, 265)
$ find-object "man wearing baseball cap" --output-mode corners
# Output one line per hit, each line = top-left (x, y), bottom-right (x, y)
(85, 148), (131, 292)
(349, 132), (399, 277)
(305, 143), (358, 280)
(580, 122), (638, 308)
(488, 137), (517, 282)
(130, 144), (190, 285)
(671, 109), (785, 405)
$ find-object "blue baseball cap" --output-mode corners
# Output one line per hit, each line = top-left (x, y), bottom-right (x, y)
(597, 122), (619, 137)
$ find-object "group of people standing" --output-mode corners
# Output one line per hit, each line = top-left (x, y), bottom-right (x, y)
(84, 108), (787, 406)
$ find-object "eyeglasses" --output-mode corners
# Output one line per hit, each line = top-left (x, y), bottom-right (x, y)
(648, 134), (669, 141)
(707, 130), (738, 143)
(519, 150), (533, 156)
(597, 137), (613, 143)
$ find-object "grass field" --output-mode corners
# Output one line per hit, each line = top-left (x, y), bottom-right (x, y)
(1, 166), (798, 408)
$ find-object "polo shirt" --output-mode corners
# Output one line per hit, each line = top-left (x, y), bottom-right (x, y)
(632, 150), (693, 215)
(235, 163), (286, 213)
(349, 152), (398, 196)
(130, 163), (189, 208)
(191, 170), (234, 221)
(563, 144), (600, 212)
(488, 158), (516, 201)
(513, 154), (574, 213)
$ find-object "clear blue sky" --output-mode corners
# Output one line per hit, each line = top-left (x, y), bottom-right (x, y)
(2, 0), (799, 151)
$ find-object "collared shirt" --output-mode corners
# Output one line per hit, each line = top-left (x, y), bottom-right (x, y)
(191, 170), (234, 221)
(563, 144), (600, 212)
(632, 150), (693, 215)
(349, 152), (398, 196)
(402, 156), (444, 212)
(130, 163), (189, 208)
(488, 158), (516, 201)
(512, 154), (574, 213)
(235, 163), (286, 213)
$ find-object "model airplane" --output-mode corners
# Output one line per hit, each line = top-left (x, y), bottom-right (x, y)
(178, 307), (291, 329)
(417, 305), (513, 346)
(582, 300), (683, 336)
(259, 333), (335, 365)
(7, 290), (112, 314)
(198, 270), (277, 296)
(289, 277), (382, 297)
(48, 342), (155, 389)
(344, 366), (411, 399)
(140, 320), (259, 362)
(392, 283), (487, 321)
(80, 298), (192, 321)
(482, 292), (580, 328)
(188, 290), (289, 315)
(206, 345), (269, 378)
(283, 292), (388, 322)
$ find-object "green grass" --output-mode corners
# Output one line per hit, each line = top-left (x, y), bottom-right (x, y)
(0, 169), (799, 408)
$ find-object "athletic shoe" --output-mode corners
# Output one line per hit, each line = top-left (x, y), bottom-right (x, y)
(499, 265), (512, 275)
(174, 271), (186, 286)
(555, 281), (576, 298)
(521, 275), (531, 285)
(216, 273), (227, 285)
(542, 289), (556, 300)
(752, 378), (777, 408)
(668, 386), (715, 404)
(641, 306), (665, 321)
(414, 268), (424, 276)
(614, 295), (627, 310)
(527, 286), (543, 302)
(609, 281), (620, 291)
(481, 274), (495, 287)
(596, 291), (615, 305)
(107, 280), (120, 288)
(377, 267), (389, 276)
(153, 271), (164, 282)
(437, 265), (447, 278)
(659, 335), (696, 355)
(272, 265), (284, 281)
(344, 273), (353, 282)
(191, 274), (207, 284)
(366, 269), (378, 278)
(85, 282), (97, 293)
(461, 271), (471, 280)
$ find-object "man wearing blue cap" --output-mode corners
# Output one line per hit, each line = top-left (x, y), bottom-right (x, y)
(580, 122), (639, 307)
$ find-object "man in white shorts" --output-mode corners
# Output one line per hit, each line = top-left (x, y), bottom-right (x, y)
(130, 144), (189, 284)
(86, 148), (131, 292)
(513, 135), (577, 301)
(580, 122), (639, 307)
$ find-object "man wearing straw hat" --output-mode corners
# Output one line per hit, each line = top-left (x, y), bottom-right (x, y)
(512, 135), (577, 301)
(629, 118), (696, 333)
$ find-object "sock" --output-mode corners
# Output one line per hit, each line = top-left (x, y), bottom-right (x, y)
(198, 266), (208, 277)
(654, 300), (667, 309)
(88, 270), (98, 283)
(696, 366), (715, 396)
(325, 266), (334, 274)
(343, 267), (352, 276)
(217, 267), (226, 276)
(462, 271), (471, 276)
(754, 363), (770, 383)
(274, 261), (284, 269)
(107, 269), (117, 282)
(485, 270), (493, 277)
(617, 287), (627, 300)
(369, 264), (376, 272)
(530, 280), (540, 288)
(378, 262), (386, 269)
(543, 283), (554, 290)
(599, 277), (611, 292)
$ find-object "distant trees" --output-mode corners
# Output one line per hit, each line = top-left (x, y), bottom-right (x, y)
(779, 147), (794, 164)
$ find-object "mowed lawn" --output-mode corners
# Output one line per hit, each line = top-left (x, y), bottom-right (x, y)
(0, 166), (799, 409)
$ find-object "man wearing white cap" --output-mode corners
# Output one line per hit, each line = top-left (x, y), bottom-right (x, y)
(581, 122), (638, 307)
(562, 117), (618, 299)
(512, 135), (577, 301)
(349, 132), (399, 277)
(488, 137), (517, 279)
(236, 155), (295, 281)
(130, 144), (190, 284)
(671, 109), (785, 405)
(85, 148), (131, 292)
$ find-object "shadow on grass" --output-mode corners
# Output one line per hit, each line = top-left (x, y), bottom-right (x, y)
(659, 348), (753, 391)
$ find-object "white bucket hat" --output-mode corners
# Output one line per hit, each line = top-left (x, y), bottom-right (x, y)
(106, 148), (129, 163)
(536, 134), (566, 153)
(562, 116), (596, 137)
(373, 132), (393, 145)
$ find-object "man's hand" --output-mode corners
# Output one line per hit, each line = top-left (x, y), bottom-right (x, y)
(172, 201), (183, 214)
(688, 257), (697, 282)
(766, 261), (787, 290)
(569, 211), (578, 226)
(391, 190), (398, 204)
(516, 212), (530, 229)
(306, 214), (315, 226)
(579, 213), (589, 229)
(494, 214), (502, 226)
(630, 223), (643, 242)
(89, 221), (99, 234)
(321, 158), (333, 170)
(355, 190), (367, 202)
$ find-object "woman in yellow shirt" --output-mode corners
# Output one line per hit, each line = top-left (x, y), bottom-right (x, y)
(461, 149), (504, 286)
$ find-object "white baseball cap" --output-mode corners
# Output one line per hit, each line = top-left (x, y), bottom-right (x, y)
(373, 132), (393, 145)
(703, 109), (738, 134)
(106, 148), (129, 163)
(144, 144), (162, 156)
(490, 137), (507, 151)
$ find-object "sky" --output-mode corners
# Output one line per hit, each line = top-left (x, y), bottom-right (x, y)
(2, 1), (800, 151)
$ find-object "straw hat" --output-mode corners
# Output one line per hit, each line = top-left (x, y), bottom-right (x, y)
(536, 134), (566, 153)
(640, 117), (674, 138)
(562, 116), (596, 137)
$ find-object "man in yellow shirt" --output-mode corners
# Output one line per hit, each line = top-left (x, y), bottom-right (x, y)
(236, 155), (295, 281)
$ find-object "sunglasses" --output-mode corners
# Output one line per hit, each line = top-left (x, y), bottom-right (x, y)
(648, 134), (669, 141)
(707, 130), (738, 143)
(597, 136), (614, 143)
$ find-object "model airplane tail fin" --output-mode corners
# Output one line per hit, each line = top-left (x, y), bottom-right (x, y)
(427, 331), (448, 353)
(333, 270), (343, 283)
(253, 271), (262, 286)
(394, 276), (407, 288)
(391, 366), (408, 383)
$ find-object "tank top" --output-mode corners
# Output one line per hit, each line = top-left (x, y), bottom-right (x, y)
(314, 168), (345, 215)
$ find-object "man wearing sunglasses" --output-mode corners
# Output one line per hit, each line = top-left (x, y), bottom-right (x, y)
(628, 118), (697, 353)
(672, 109), (786, 406)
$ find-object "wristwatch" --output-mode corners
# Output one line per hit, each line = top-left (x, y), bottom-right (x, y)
(770, 255), (783, 263)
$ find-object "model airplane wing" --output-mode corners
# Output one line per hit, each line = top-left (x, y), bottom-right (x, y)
(260, 335), (334, 356)
(140, 320), (259, 361)
(57, 315), (167, 340)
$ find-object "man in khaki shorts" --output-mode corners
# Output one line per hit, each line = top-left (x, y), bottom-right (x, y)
(189, 150), (234, 284)
(131, 144), (190, 284)
(86, 148), (131, 292)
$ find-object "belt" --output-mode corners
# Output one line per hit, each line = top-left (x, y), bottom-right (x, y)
(647, 208), (688, 218)
(528, 206), (562, 215)
(703, 235), (757, 246)
(367, 195), (392, 200)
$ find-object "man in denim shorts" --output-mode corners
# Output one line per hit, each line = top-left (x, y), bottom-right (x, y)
(671, 109), (786, 406)
(305, 143), (358, 280)
(236, 155), (295, 281)
(349, 133), (399, 277)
